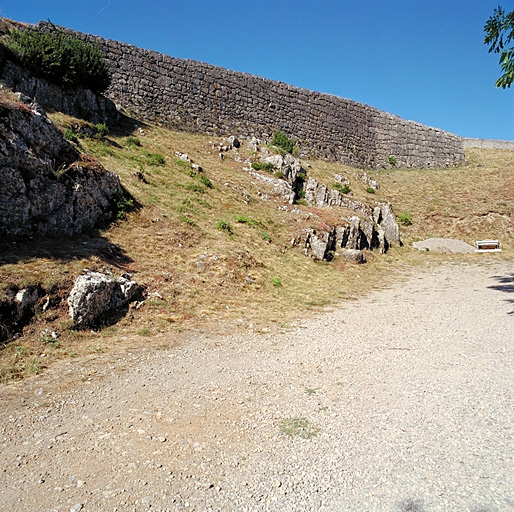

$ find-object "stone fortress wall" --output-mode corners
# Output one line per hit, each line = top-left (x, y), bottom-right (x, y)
(41, 21), (464, 169)
(463, 138), (514, 150)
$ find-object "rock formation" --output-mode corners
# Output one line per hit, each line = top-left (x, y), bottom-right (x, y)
(0, 93), (125, 237)
(68, 271), (144, 329)
(247, 149), (400, 260)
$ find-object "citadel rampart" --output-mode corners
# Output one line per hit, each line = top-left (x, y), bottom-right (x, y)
(44, 22), (464, 169)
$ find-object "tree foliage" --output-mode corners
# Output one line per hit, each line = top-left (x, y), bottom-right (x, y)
(4, 23), (111, 93)
(484, 6), (514, 89)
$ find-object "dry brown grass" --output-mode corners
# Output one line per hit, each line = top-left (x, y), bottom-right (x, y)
(1, 113), (512, 383)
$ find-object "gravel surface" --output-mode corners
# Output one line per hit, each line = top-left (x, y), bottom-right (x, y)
(412, 238), (476, 253)
(1, 261), (513, 512)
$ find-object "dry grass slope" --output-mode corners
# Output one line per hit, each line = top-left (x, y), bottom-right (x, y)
(1, 105), (513, 383)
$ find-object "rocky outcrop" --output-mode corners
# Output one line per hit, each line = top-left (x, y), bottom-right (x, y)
(262, 154), (306, 194)
(301, 215), (381, 261)
(0, 286), (42, 341)
(243, 149), (400, 259)
(302, 176), (400, 256)
(372, 202), (400, 247)
(0, 96), (125, 237)
(1, 60), (117, 124)
(68, 271), (145, 329)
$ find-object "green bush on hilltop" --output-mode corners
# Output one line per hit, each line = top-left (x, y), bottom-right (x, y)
(4, 22), (111, 93)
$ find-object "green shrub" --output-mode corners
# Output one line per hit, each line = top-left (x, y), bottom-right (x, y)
(125, 136), (141, 148)
(185, 182), (205, 193)
(63, 127), (78, 143)
(93, 123), (108, 139)
(115, 189), (135, 219)
(251, 161), (275, 172)
(5, 23), (111, 93)
(332, 182), (351, 194)
(398, 212), (413, 226)
(216, 220), (233, 234)
(235, 215), (257, 226)
(199, 175), (213, 188)
(271, 131), (295, 154)
(272, 277), (282, 287)
(388, 155), (397, 167)
(146, 152), (165, 166)
(365, 186), (376, 194)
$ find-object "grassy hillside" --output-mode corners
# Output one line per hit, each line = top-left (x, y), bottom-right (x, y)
(1, 106), (512, 383)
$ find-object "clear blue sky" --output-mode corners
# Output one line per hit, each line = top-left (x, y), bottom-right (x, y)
(1, 0), (513, 140)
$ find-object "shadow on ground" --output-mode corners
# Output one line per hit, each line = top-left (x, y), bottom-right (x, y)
(0, 231), (133, 268)
(488, 272), (514, 315)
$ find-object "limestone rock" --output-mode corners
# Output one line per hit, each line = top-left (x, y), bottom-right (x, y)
(228, 135), (240, 148)
(341, 249), (366, 264)
(68, 271), (145, 329)
(362, 173), (380, 190)
(334, 174), (350, 185)
(2, 61), (117, 124)
(248, 137), (260, 152)
(373, 203), (400, 247)
(262, 154), (306, 200)
(0, 98), (123, 237)
(303, 229), (333, 261)
(246, 168), (295, 204)
(0, 286), (41, 341)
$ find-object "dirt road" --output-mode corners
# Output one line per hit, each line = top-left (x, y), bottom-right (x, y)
(1, 261), (513, 512)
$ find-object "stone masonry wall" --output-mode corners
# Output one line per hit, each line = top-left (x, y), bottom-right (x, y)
(41, 21), (464, 169)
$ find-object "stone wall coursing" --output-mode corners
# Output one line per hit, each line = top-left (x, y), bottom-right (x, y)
(39, 21), (464, 169)
(463, 138), (514, 150)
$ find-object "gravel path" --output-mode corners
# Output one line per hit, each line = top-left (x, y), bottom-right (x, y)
(1, 261), (513, 512)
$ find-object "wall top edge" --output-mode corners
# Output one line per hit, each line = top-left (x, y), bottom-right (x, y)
(23, 18), (461, 140)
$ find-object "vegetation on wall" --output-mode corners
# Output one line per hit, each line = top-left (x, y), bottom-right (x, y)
(3, 22), (111, 93)
(271, 130), (296, 154)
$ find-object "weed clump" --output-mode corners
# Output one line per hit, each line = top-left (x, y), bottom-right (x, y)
(216, 220), (233, 234)
(125, 136), (141, 148)
(398, 212), (413, 226)
(252, 161), (275, 172)
(279, 417), (319, 439)
(332, 182), (351, 194)
(199, 175), (213, 188)
(146, 152), (165, 166)
(235, 215), (262, 227)
(63, 128), (78, 143)
(272, 277), (282, 287)
(114, 189), (135, 219)
(93, 123), (108, 140)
